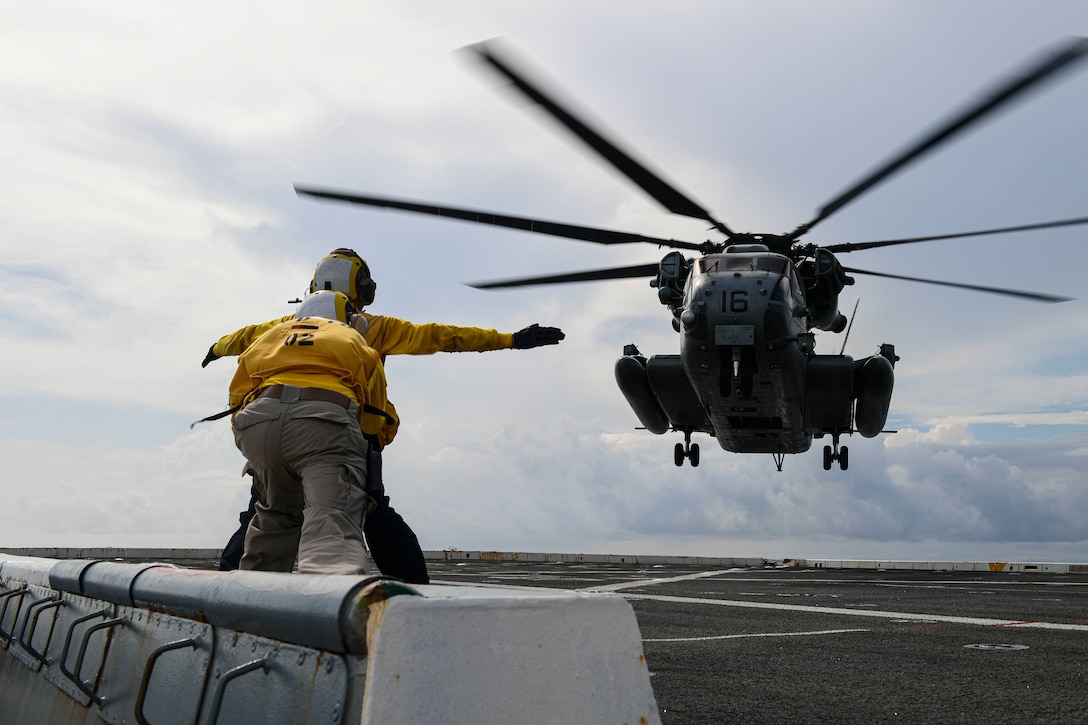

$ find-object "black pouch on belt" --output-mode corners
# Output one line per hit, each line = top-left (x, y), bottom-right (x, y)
(364, 435), (385, 497)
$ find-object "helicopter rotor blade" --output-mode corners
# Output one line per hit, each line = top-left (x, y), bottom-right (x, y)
(792, 36), (1088, 238)
(843, 266), (1073, 303)
(294, 185), (705, 251)
(468, 39), (735, 239)
(469, 262), (659, 289)
(824, 216), (1088, 253)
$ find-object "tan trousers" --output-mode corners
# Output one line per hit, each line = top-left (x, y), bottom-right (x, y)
(233, 386), (374, 575)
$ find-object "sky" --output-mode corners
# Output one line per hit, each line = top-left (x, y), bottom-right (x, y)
(2, 1), (1087, 563)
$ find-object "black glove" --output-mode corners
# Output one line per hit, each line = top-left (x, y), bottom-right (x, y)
(512, 324), (565, 349)
(201, 345), (220, 368)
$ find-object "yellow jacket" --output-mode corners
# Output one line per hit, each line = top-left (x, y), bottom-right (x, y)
(213, 312), (514, 361)
(229, 317), (391, 437)
(214, 312), (512, 446)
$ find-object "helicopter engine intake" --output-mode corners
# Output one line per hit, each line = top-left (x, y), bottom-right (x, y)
(801, 248), (853, 332)
(653, 251), (690, 310)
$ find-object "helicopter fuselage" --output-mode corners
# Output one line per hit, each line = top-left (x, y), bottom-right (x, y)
(680, 249), (813, 454)
(616, 245), (897, 469)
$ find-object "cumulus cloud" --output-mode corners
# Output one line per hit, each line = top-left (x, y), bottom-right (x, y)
(2, 2), (1087, 561)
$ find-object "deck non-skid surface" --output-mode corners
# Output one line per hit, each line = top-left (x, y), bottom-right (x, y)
(427, 559), (1088, 724)
(13, 551), (1085, 723)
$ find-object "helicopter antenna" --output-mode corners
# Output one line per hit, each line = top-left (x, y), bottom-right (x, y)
(838, 298), (860, 355)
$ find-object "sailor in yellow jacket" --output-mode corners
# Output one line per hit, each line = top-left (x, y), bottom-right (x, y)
(207, 248), (565, 581)
(230, 290), (390, 575)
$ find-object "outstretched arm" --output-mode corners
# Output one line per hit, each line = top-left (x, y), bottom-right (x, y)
(366, 314), (564, 356)
(201, 313), (294, 366)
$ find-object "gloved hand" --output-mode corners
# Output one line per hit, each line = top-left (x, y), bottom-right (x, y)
(512, 324), (565, 349)
(201, 345), (220, 368)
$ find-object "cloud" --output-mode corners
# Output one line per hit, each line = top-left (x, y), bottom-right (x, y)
(2, 2), (1087, 561)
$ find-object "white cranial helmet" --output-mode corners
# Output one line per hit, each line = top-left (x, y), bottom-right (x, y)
(295, 290), (356, 324)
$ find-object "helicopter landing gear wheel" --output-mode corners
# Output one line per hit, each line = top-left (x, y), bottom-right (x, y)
(822, 435), (849, 471)
(674, 430), (699, 467)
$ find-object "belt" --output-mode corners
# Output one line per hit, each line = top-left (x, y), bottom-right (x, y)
(257, 384), (353, 410)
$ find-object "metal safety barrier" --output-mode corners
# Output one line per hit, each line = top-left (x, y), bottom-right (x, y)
(0, 552), (661, 724)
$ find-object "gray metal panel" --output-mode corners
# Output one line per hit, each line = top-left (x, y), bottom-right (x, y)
(6, 584), (60, 672)
(2, 566), (367, 724)
(41, 592), (118, 708)
(91, 608), (215, 725)
(193, 631), (353, 725)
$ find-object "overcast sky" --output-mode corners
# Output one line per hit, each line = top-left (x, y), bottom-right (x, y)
(2, 2), (1086, 562)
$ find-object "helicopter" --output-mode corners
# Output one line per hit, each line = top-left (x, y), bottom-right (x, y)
(294, 37), (1087, 472)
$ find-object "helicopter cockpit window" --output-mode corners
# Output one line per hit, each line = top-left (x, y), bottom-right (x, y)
(770, 275), (791, 301)
(789, 266), (805, 306)
(698, 254), (789, 275)
(718, 255), (789, 273)
(696, 257), (722, 274)
(756, 257), (789, 274)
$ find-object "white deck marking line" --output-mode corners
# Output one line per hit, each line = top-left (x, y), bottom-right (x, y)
(580, 569), (740, 593)
(645, 628), (869, 643)
(623, 593), (1088, 632)
(428, 572), (737, 594)
(427, 580), (552, 592)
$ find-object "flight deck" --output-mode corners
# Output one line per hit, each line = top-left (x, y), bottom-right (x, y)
(3, 549), (1086, 723)
(425, 554), (1088, 723)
